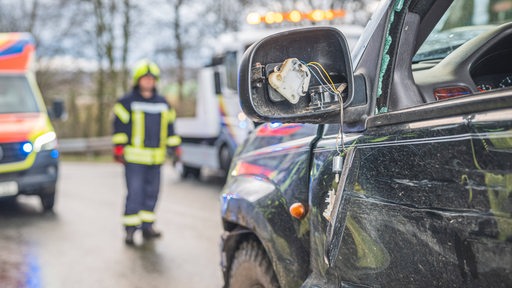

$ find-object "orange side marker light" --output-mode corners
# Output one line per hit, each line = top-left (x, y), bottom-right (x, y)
(289, 203), (307, 220)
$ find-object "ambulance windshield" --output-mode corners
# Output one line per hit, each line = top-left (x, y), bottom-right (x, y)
(0, 75), (39, 113)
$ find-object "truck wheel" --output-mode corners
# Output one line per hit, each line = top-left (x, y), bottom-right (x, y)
(40, 186), (56, 211)
(181, 165), (201, 179)
(219, 145), (232, 178)
(228, 240), (279, 288)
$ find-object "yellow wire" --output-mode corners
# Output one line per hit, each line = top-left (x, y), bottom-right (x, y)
(307, 64), (337, 94)
(308, 61), (337, 91)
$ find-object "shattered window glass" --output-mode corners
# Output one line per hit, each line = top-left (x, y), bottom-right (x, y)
(413, 0), (512, 63)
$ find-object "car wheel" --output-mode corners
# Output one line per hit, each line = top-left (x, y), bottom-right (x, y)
(40, 192), (55, 211)
(228, 240), (279, 288)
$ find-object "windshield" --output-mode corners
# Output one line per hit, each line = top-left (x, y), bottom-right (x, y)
(413, 0), (512, 63)
(0, 75), (39, 113)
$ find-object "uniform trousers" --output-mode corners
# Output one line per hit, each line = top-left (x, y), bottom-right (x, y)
(124, 162), (161, 229)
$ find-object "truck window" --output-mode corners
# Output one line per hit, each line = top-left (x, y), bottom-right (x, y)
(224, 51), (238, 92)
(0, 75), (39, 113)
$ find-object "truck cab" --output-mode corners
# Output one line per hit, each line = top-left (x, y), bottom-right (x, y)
(0, 33), (61, 211)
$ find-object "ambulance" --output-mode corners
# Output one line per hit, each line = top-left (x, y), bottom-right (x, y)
(0, 33), (62, 211)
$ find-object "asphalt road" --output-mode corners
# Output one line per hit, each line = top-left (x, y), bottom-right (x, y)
(0, 161), (224, 288)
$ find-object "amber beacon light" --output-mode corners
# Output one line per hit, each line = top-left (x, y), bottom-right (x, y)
(247, 9), (346, 25)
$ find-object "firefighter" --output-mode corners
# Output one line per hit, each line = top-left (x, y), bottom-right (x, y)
(111, 59), (181, 245)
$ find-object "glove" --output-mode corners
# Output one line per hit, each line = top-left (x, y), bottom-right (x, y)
(113, 145), (125, 164)
(168, 146), (181, 164)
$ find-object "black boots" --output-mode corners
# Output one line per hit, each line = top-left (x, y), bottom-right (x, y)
(125, 227), (136, 245)
(142, 226), (162, 239)
(125, 226), (162, 245)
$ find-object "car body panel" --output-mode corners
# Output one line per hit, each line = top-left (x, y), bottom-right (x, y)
(320, 109), (512, 286)
(221, 123), (319, 286)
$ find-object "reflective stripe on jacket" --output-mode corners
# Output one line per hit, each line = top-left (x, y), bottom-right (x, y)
(112, 87), (181, 165)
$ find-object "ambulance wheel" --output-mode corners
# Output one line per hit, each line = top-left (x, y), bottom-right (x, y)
(228, 239), (279, 288)
(40, 186), (56, 211)
(40, 193), (55, 211)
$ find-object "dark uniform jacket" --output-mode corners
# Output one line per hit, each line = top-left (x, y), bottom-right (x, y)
(112, 87), (181, 165)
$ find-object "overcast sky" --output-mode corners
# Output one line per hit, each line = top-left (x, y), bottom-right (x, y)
(0, 0), (378, 71)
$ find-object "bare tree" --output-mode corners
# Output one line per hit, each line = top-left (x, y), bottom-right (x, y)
(89, 0), (136, 136)
(156, 0), (213, 101)
(169, 0), (186, 101)
(105, 0), (118, 116)
(26, 0), (40, 33)
(217, 0), (253, 32)
(0, 0), (39, 33)
(121, 0), (132, 91)
(90, 0), (120, 136)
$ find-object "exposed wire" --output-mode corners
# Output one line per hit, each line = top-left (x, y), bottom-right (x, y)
(307, 61), (337, 92)
(308, 64), (339, 95)
(300, 60), (340, 97)
(337, 88), (345, 153)
(307, 67), (339, 96)
(298, 60), (346, 153)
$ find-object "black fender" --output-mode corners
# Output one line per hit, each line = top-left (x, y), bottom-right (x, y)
(220, 175), (309, 287)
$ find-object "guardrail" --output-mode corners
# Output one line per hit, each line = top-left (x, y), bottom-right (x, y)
(58, 136), (112, 154)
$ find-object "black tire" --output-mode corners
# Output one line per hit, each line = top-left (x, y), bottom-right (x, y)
(228, 240), (280, 288)
(39, 184), (56, 211)
(181, 165), (201, 179)
(219, 145), (232, 178)
(40, 186), (56, 211)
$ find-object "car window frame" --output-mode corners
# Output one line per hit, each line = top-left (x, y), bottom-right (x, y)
(373, 0), (453, 115)
(367, 89), (512, 128)
(364, 0), (512, 127)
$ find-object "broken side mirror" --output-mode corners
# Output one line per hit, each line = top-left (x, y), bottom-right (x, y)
(238, 27), (354, 124)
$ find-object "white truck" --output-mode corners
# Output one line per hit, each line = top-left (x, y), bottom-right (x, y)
(174, 25), (363, 179)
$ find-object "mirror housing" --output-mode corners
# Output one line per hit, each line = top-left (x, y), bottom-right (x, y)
(214, 70), (222, 95)
(49, 99), (67, 120)
(238, 27), (354, 124)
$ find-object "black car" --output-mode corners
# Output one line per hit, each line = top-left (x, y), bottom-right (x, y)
(220, 0), (512, 287)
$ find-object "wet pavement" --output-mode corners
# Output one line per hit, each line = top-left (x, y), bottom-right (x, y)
(0, 162), (224, 288)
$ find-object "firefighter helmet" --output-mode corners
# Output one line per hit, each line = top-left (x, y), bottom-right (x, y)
(132, 59), (160, 84)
